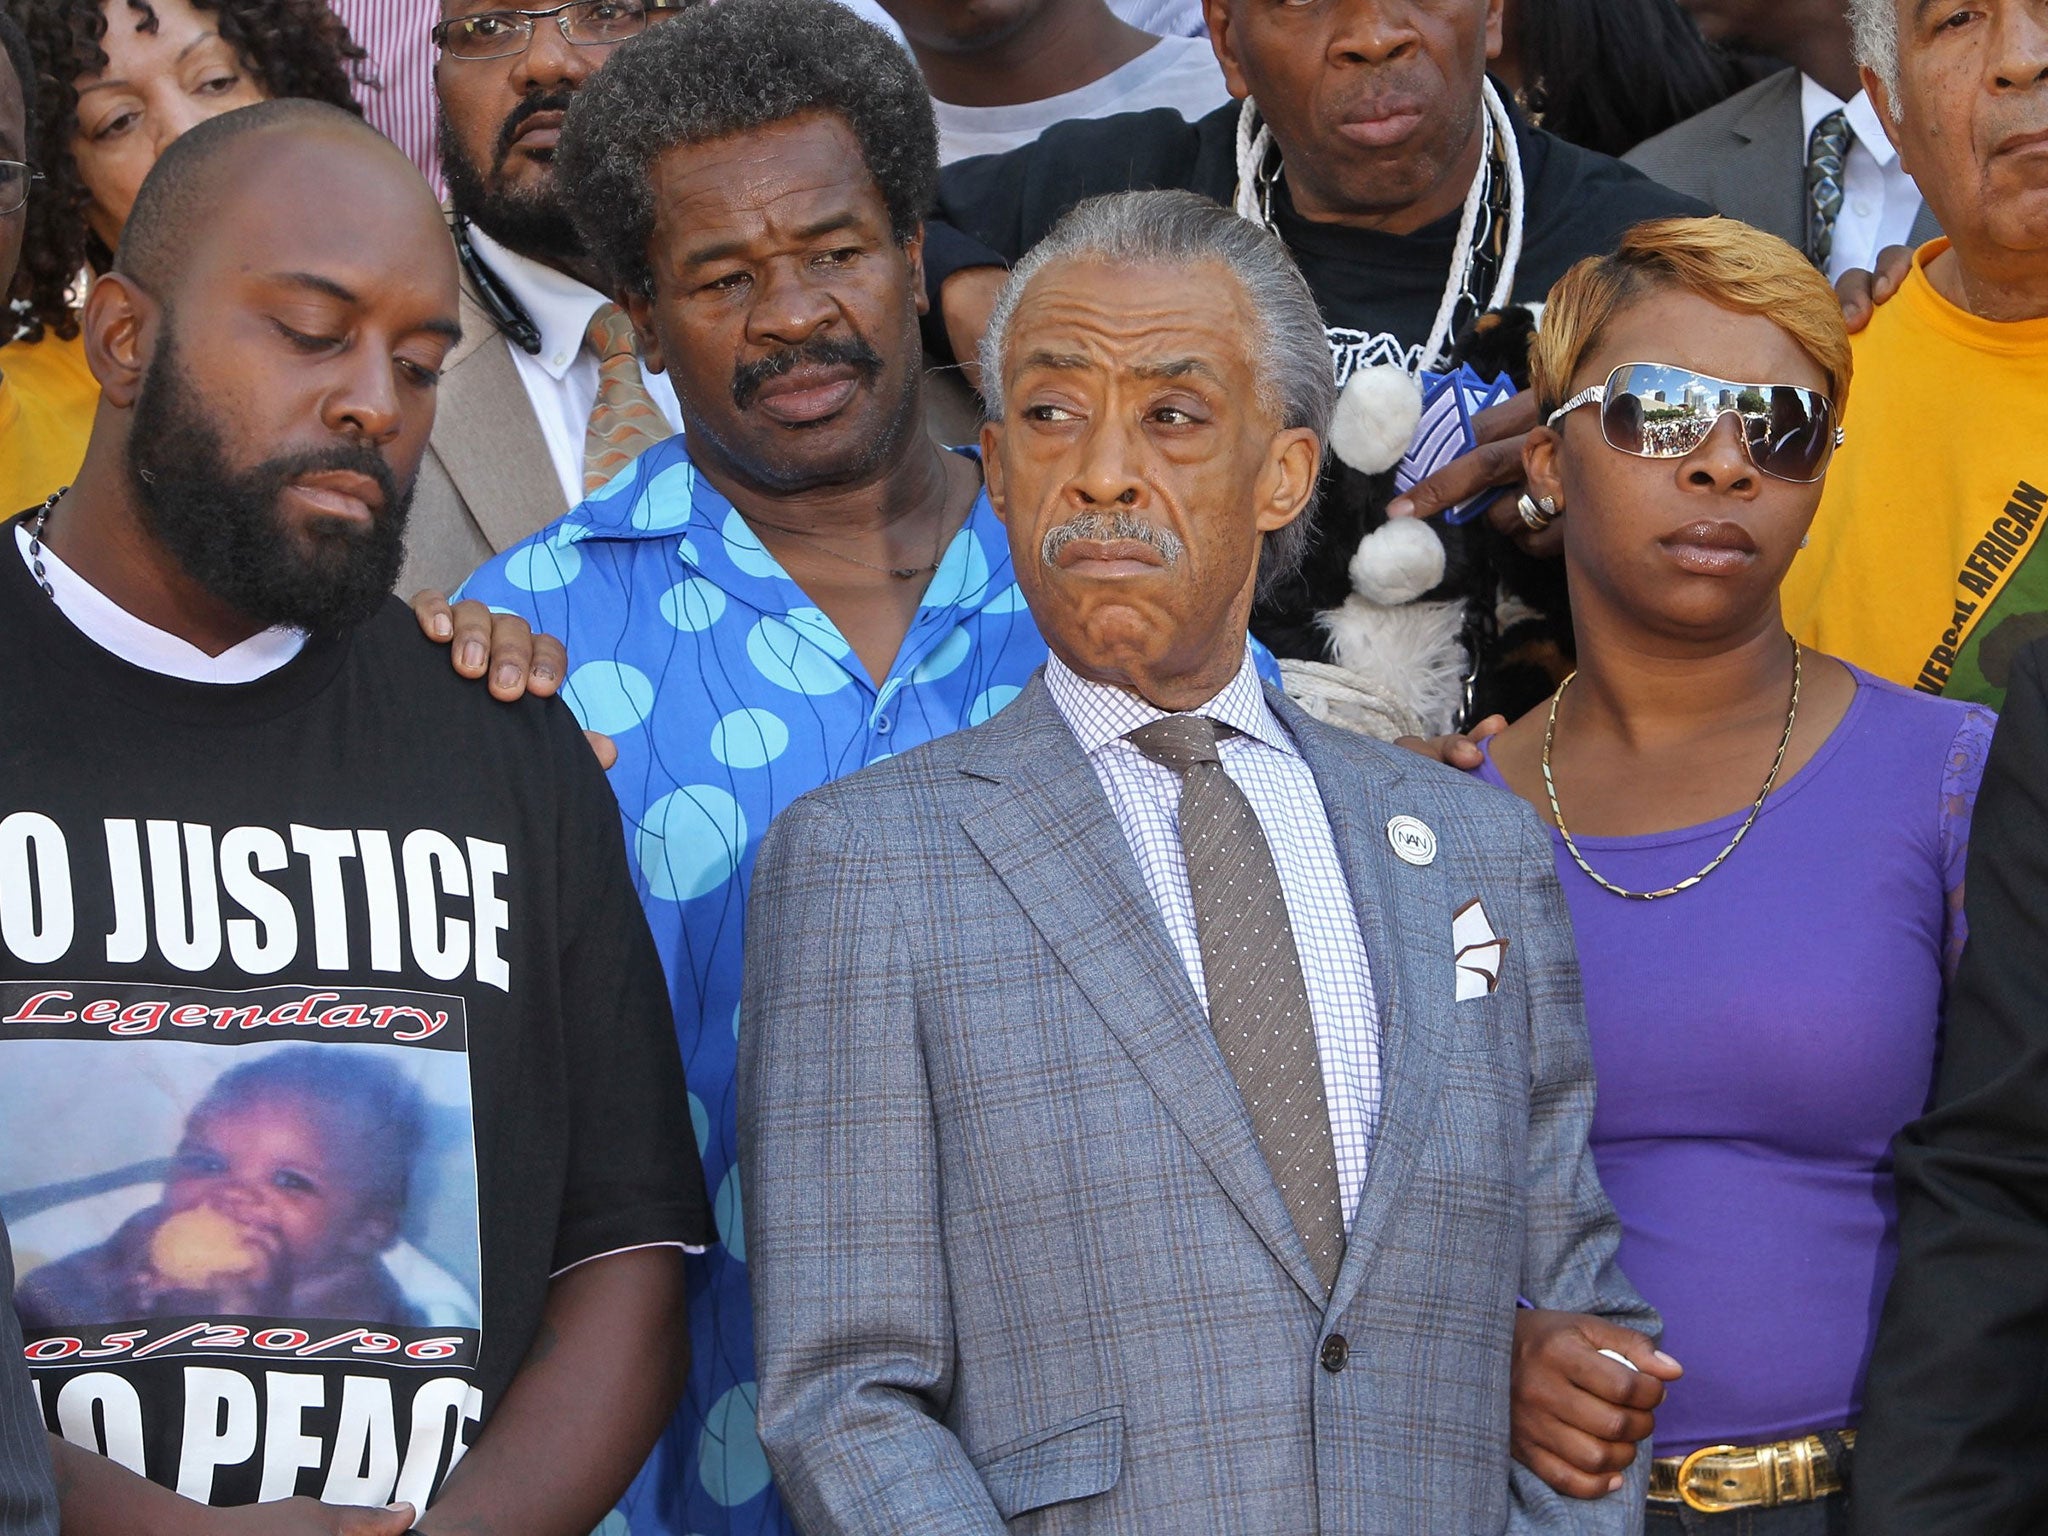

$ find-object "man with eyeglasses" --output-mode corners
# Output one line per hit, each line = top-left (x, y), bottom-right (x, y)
(398, 0), (691, 594)
(0, 8), (55, 548)
(0, 13), (61, 1536)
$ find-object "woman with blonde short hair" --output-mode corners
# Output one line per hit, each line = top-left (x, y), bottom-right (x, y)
(1485, 217), (1992, 1531)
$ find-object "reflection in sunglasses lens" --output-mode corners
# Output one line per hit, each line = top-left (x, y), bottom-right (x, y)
(1599, 365), (1833, 483)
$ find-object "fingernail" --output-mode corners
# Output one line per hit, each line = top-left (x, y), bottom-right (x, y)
(431, 614), (452, 639)
(1607, 1476), (1624, 1493)
(460, 640), (485, 670)
(533, 666), (556, 685)
(385, 1502), (414, 1514)
(496, 663), (521, 691)
(1653, 1350), (1681, 1369)
(1388, 497), (1414, 517)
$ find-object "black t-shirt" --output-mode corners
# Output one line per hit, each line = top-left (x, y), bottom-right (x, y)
(934, 96), (1706, 370)
(0, 535), (711, 1508)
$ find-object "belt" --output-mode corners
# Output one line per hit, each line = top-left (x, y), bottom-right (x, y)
(1648, 1429), (1855, 1513)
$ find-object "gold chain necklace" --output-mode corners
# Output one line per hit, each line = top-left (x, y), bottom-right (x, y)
(1541, 638), (1801, 901)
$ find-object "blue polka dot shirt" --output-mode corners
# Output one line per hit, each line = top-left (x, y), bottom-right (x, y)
(459, 438), (1048, 1536)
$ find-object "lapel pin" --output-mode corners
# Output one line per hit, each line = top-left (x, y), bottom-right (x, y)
(1387, 815), (1437, 867)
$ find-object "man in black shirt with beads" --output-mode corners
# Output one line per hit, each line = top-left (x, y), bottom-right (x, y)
(927, 0), (1702, 727)
(0, 98), (709, 1536)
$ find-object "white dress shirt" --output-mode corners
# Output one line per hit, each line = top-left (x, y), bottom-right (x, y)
(1800, 76), (1927, 281)
(1044, 648), (1383, 1228)
(15, 523), (304, 682)
(466, 224), (684, 507)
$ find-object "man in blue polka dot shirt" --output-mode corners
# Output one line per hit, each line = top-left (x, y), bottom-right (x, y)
(457, 5), (1065, 1533)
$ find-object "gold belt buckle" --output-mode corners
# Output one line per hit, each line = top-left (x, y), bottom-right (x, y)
(1676, 1443), (1744, 1514)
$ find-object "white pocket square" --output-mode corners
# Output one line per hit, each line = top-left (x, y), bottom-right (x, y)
(1453, 898), (1508, 1001)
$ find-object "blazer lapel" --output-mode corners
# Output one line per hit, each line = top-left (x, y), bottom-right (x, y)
(428, 280), (570, 555)
(1274, 700), (1458, 1322)
(1721, 70), (1809, 249)
(957, 679), (1329, 1306)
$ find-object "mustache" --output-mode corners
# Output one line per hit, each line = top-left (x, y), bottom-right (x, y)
(731, 336), (884, 412)
(494, 89), (575, 167)
(1039, 511), (1185, 568)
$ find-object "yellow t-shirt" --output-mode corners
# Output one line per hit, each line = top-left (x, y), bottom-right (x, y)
(1783, 241), (2048, 709)
(0, 329), (96, 516)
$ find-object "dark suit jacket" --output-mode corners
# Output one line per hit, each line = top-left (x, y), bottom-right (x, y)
(0, 1222), (58, 1536)
(1625, 68), (1939, 255)
(1852, 638), (2048, 1534)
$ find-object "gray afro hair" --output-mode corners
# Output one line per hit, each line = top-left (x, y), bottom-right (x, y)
(980, 189), (1336, 600)
(555, 0), (938, 299)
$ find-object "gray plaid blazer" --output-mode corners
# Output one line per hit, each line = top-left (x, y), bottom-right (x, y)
(739, 674), (1655, 1534)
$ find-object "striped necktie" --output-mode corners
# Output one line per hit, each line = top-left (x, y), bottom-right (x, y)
(1805, 108), (1852, 270)
(1127, 713), (1346, 1293)
(581, 302), (669, 495)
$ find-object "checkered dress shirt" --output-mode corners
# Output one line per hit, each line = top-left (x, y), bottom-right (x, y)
(1045, 650), (1383, 1227)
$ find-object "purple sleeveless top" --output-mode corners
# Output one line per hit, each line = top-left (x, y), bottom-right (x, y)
(1478, 667), (1994, 1453)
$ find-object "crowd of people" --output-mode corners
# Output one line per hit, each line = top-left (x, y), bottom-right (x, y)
(1, 0), (2046, 1532)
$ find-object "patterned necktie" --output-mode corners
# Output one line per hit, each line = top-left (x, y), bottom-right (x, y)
(1806, 108), (1852, 270)
(581, 302), (670, 495)
(1127, 714), (1346, 1293)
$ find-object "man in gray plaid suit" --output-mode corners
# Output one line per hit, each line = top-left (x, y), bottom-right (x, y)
(739, 189), (1657, 1534)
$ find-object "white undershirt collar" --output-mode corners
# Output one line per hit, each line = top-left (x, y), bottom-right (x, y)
(15, 522), (306, 684)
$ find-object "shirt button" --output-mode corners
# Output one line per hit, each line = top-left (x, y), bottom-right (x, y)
(873, 714), (892, 734)
(552, 353), (568, 368)
(1320, 1334), (1349, 1373)
(1851, 199), (1873, 218)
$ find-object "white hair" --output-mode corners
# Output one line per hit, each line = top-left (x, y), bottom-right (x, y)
(1848, 0), (1902, 112)
(978, 189), (1336, 597)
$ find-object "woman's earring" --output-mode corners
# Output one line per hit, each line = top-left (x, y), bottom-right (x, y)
(1800, 535), (1810, 549)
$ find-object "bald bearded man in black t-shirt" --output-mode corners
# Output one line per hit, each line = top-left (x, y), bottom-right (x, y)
(0, 99), (709, 1536)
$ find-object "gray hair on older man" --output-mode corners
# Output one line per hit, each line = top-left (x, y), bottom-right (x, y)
(1846, 0), (1901, 107)
(977, 188), (1336, 598)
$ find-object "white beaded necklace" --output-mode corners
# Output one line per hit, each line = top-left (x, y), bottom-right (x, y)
(1233, 77), (1528, 374)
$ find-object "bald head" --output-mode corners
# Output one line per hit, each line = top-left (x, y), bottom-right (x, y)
(70, 95), (460, 640)
(114, 100), (436, 304)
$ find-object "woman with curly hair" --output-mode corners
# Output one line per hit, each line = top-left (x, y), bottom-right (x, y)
(0, 0), (363, 513)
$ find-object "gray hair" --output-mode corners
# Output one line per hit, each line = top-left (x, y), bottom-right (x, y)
(978, 190), (1335, 599)
(1848, 0), (1900, 107)
(555, 0), (937, 300)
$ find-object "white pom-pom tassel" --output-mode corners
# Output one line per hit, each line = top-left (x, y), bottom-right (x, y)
(1349, 517), (1446, 606)
(1328, 364), (1423, 475)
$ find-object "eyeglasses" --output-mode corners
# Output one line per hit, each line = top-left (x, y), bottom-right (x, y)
(1547, 361), (1843, 484)
(431, 0), (690, 60)
(0, 161), (43, 216)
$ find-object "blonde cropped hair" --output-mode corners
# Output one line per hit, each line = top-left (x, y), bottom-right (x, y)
(1531, 217), (1852, 419)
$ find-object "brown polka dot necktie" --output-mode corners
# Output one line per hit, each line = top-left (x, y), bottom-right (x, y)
(581, 302), (670, 496)
(1128, 714), (1346, 1293)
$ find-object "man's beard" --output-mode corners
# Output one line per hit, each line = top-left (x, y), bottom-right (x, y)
(439, 95), (584, 269)
(127, 327), (411, 638)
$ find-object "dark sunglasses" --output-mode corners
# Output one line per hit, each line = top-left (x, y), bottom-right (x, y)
(1547, 361), (1842, 484)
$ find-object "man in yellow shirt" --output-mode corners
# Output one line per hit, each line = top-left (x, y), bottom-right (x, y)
(1780, 0), (2048, 708)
